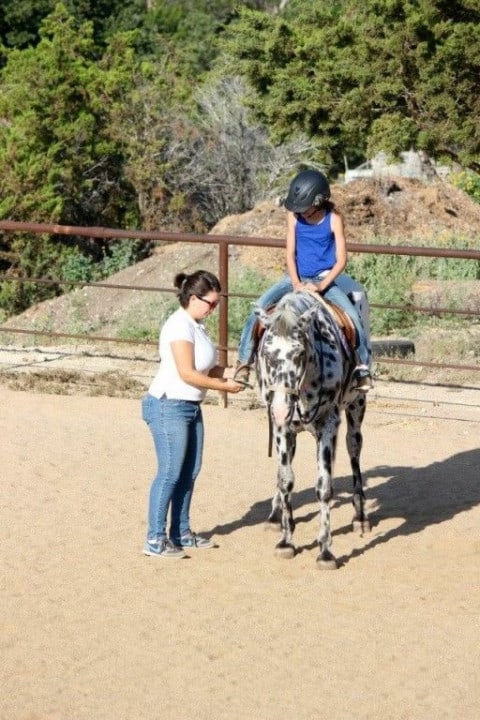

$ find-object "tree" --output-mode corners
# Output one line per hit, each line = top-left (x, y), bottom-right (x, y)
(0, 0), (141, 51)
(101, 33), (192, 231)
(0, 0), (52, 49)
(0, 4), (140, 313)
(352, 1), (480, 171)
(217, 1), (480, 172)
(160, 76), (317, 227)
(216, 5), (364, 170)
(0, 4), (135, 227)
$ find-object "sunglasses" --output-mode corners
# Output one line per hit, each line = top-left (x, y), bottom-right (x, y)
(196, 295), (219, 310)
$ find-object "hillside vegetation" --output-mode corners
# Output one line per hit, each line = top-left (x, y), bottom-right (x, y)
(1, 177), (478, 389)
(1, 1), (479, 318)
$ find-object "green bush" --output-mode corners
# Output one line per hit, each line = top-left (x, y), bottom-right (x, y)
(0, 237), (149, 318)
(59, 249), (100, 284)
(348, 243), (480, 335)
(101, 240), (145, 277)
(450, 171), (480, 204)
(116, 296), (178, 343)
(346, 254), (412, 334)
(60, 240), (146, 285)
(219, 267), (272, 346)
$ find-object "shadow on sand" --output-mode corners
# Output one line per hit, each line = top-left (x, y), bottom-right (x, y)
(207, 447), (480, 565)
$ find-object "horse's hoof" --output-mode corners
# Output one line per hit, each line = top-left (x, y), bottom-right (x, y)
(316, 551), (338, 570)
(353, 518), (371, 533)
(274, 543), (296, 559)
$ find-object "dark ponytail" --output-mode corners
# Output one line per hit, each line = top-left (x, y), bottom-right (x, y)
(174, 270), (221, 308)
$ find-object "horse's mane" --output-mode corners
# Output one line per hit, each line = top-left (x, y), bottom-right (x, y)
(269, 291), (318, 338)
(269, 305), (298, 338)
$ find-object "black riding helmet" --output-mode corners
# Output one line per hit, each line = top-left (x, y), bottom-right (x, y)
(283, 169), (331, 213)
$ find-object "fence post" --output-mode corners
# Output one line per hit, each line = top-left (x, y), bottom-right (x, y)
(218, 240), (229, 408)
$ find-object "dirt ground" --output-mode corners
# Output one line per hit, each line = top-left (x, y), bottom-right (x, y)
(1, 382), (479, 720)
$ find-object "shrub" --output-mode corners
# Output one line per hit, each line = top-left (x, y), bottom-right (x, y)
(450, 171), (480, 204)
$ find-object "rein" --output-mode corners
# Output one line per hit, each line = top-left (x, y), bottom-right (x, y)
(264, 357), (324, 456)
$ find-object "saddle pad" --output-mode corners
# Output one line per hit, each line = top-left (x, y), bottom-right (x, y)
(325, 303), (356, 349)
(253, 292), (357, 351)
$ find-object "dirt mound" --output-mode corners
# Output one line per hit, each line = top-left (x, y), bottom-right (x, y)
(212, 177), (480, 274)
(1, 242), (219, 338)
(333, 176), (480, 243)
(215, 177), (480, 243)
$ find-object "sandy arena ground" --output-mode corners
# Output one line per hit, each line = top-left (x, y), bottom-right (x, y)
(1, 384), (479, 720)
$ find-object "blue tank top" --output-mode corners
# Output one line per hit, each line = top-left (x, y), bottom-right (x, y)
(295, 211), (336, 277)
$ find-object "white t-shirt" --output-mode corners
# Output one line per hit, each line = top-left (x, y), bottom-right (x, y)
(148, 307), (217, 402)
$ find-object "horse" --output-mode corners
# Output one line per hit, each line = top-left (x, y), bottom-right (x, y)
(254, 290), (370, 569)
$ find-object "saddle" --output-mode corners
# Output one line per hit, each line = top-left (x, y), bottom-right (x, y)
(253, 293), (357, 352)
(324, 302), (356, 349)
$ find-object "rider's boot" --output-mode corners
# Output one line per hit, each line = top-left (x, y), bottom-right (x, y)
(352, 364), (373, 392)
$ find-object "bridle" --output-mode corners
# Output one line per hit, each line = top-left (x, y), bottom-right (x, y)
(258, 296), (331, 456)
(262, 351), (325, 456)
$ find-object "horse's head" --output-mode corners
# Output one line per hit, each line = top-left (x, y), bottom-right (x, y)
(255, 295), (317, 424)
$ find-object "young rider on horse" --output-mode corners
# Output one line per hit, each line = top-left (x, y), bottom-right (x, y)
(235, 169), (373, 392)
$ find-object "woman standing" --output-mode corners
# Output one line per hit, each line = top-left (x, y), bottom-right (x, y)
(142, 270), (244, 559)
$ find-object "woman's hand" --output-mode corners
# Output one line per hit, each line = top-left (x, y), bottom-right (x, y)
(208, 365), (246, 392)
(222, 378), (245, 393)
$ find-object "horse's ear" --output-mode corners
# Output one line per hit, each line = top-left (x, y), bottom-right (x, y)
(254, 306), (272, 327)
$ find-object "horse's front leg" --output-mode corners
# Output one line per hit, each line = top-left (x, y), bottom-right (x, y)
(272, 428), (297, 558)
(315, 411), (340, 569)
(345, 398), (371, 533)
(265, 427), (297, 529)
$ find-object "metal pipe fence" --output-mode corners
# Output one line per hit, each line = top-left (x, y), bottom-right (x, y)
(1, 219), (479, 385)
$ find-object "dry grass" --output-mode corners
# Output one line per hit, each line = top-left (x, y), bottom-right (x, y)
(0, 368), (145, 398)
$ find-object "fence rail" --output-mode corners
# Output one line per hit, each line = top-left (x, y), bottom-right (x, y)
(1, 219), (479, 385)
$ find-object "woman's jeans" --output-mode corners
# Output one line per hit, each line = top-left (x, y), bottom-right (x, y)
(142, 394), (204, 543)
(238, 272), (371, 367)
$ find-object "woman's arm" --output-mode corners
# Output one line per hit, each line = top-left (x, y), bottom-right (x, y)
(285, 211), (303, 290)
(208, 364), (233, 379)
(171, 340), (243, 393)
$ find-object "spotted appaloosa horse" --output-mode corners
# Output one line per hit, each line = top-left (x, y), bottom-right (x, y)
(255, 290), (370, 569)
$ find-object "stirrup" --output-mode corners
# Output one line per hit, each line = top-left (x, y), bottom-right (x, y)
(233, 363), (253, 388)
(352, 366), (373, 392)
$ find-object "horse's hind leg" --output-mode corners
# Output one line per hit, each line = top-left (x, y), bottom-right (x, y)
(345, 398), (371, 533)
(265, 489), (282, 529)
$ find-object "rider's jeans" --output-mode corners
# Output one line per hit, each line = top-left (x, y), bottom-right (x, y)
(237, 273), (371, 367)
